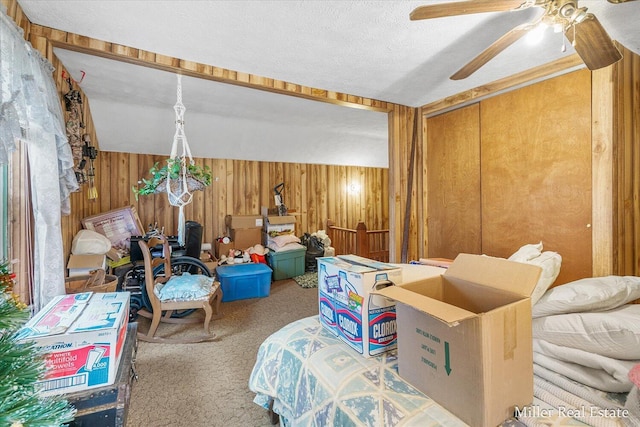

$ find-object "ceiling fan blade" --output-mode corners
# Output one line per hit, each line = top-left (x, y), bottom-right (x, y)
(564, 14), (622, 70)
(607, 0), (637, 4)
(410, 0), (533, 20)
(450, 22), (536, 80)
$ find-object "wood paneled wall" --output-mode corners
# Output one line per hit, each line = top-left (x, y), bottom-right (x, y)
(480, 69), (593, 284)
(425, 71), (594, 285)
(614, 45), (640, 276)
(73, 152), (389, 254)
(422, 47), (640, 281)
(426, 104), (481, 260)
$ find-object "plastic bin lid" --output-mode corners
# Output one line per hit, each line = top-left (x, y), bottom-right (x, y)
(216, 263), (272, 277)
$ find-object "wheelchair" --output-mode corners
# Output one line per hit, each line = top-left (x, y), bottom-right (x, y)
(122, 221), (212, 321)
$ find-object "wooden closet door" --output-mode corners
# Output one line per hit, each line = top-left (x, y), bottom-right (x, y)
(426, 104), (481, 259)
(480, 69), (592, 285)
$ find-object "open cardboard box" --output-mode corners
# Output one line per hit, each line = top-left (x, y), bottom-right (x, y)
(67, 254), (107, 277)
(263, 215), (296, 235)
(373, 253), (541, 427)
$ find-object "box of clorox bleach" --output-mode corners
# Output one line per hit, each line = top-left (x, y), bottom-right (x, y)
(317, 255), (401, 357)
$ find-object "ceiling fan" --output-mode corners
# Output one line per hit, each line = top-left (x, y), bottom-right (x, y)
(410, 0), (633, 80)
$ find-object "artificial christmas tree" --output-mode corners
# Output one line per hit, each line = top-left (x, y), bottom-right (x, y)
(0, 261), (76, 426)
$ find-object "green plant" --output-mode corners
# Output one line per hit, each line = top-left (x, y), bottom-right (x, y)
(132, 158), (212, 200)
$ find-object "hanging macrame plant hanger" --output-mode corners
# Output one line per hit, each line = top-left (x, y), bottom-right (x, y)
(167, 74), (196, 246)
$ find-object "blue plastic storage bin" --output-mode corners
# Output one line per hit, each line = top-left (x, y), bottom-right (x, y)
(216, 263), (272, 302)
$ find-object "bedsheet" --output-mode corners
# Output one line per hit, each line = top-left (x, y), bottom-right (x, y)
(250, 315), (534, 427)
(248, 315), (638, 427)
(249, 315), (471, 426)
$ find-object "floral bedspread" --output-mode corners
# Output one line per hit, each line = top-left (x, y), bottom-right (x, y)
(249, 315), (527, 427)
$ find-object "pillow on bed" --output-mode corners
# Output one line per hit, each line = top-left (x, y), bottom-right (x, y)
(508, 242), (561, 306)
(532, 275), (640, 318)
(532, 304), (640, 359)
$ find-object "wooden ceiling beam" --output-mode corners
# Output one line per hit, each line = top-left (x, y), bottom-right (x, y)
(421, 54), (586, 116)
(29, 23), (395, 114)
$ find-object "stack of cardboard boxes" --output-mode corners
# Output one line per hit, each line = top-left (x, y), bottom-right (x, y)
(217, 215), (264, 258)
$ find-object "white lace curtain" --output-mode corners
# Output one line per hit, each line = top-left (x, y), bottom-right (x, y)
(1, 6), (79, 312)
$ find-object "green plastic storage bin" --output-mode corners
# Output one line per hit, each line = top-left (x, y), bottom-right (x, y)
(267, 248), (306, 280)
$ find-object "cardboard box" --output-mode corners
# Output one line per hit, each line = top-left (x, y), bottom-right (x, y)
(373, 254), (541, 427)
(230, 228), (262, 250)
(67, 254), (107, 277)
(216, 240), (234, 259)
(16, 292), (130, 397)
(263, 215), (296, 236)
(317, 255), (402, 357)
(225, 215), (263, 230)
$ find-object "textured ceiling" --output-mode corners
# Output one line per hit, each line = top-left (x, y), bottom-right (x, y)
(15, 0), (640, 167)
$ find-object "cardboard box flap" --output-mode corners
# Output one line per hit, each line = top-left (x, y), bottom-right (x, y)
(67, 254), (107, 269)
(375, 285), (477, 325)
(16, 293), (92, 339)
(337, 254), (398, 272)
(225, 215), (263, 229)
(446, 253), (541, 298)
(265, 215), (296, 225)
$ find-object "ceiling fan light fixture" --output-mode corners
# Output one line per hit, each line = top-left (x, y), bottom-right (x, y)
(414, 0), (624, 79)
(570, 8), (589, 24)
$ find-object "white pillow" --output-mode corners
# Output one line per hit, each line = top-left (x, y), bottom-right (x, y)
(508, 242), (561, 306)
(268, 242), (306, 253)
(533, 276), (640, 318)
(268, 234), (301, 248)
(72, 229), (112, 255)
(533, 304), (640, 360)
(508, 242), (543, 262)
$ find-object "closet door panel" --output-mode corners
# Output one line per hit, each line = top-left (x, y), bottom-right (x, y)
(426, 104), (482, 259)
(480, 69), (592, 284)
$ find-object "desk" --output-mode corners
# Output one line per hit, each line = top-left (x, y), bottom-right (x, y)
(65, 323), (138, 427)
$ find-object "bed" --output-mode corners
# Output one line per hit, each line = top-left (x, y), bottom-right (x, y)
(248, 271), (640, 427)
(249, 315), (483, 427)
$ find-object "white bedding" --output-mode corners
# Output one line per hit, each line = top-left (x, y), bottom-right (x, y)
(533, 339), (637, 393)
(518, 364), (632, 427)
(527, 275), (640, 426)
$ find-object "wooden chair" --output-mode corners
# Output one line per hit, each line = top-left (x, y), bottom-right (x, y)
(136, 234), (222, 343)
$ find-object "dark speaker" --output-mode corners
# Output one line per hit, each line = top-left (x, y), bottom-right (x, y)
(183, 221), (203, 259)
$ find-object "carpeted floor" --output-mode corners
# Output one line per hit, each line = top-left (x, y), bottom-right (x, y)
(126, 278), (319, 427)
(292, 271), (318, 288)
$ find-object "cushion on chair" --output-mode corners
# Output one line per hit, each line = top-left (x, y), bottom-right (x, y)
(154, 273), (214, 301)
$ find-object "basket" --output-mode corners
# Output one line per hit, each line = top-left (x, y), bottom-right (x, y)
(65, 270), (118, 294)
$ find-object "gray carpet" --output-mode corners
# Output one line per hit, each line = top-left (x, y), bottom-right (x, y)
(126, 279), (319, 427)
